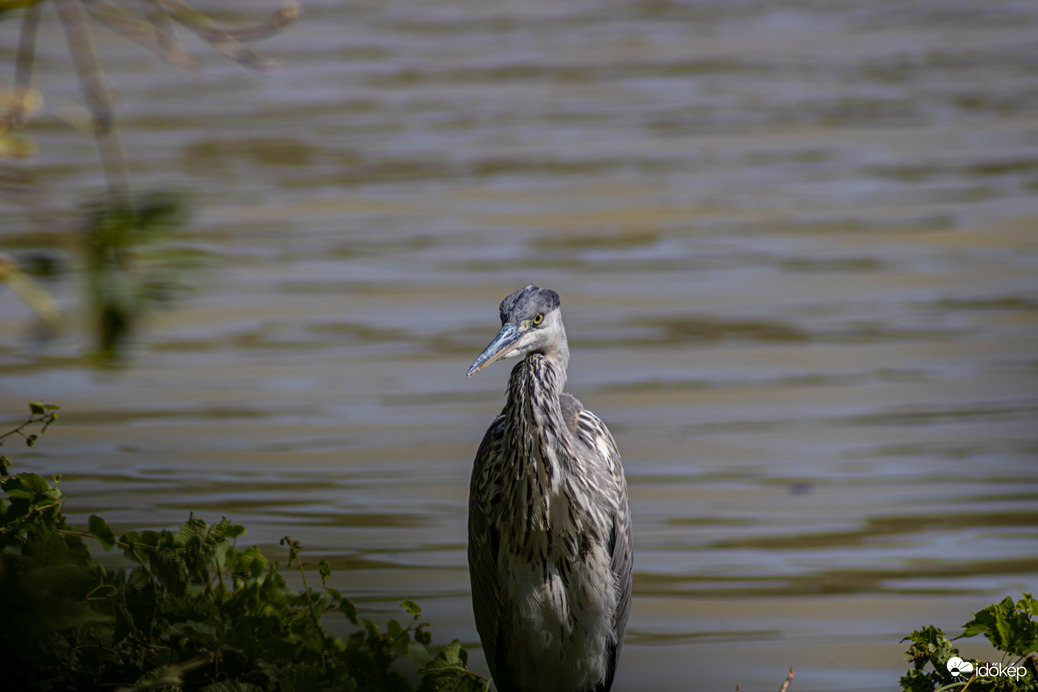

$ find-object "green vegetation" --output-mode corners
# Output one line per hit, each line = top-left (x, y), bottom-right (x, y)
(82, 191), (192, 363)
(901, 595), (1038, 691)
(0, 402), (486, 691)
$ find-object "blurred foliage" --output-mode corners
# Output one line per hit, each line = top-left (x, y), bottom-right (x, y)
(0, 402), (488, 691)
(0, 253), (61, 332)
(0, 1), (299, 363)
(0, 1), (42, 16)
(1, 189), (192, 364)
(0, 84), (39, 158)
(82, 190), (191, 363)
(901, 595), (1038, 691)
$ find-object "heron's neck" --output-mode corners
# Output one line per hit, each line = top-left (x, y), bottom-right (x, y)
(507, 352), (564, 404)
(504, 353), (567, 487)
(550, 322), (571, 376)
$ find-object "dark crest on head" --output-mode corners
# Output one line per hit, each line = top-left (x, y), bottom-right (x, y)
(499, 285), (561, 324)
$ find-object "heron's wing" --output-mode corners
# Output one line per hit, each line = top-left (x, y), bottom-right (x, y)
(468, 412), (506, 678)
(606, 436), (633, 652)
(574, 404), (634, 659)
(559, 392), (583, 435)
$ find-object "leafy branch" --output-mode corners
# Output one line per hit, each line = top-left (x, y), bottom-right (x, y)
(0, 400), (60, 452)
(0, 403), (488, 691)
(901, 595), (1038, 691)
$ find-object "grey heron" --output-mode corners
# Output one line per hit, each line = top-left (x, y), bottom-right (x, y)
(466, 285), (633, 692)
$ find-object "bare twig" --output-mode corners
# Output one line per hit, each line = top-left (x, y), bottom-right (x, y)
(138, 0), (195, 68)
(0, 401), (60, 447)
(10, 1), (42, 128)
(779, 666), (795, 692)
(7, 0), (299, 200)
(53, 0), (131, 207)
(81, 0), (195, 68)
(79, 0), (301, 70)
(281, 535), (333, 666)
(142, 0), (301, 70)
(152, 0), (300, 43)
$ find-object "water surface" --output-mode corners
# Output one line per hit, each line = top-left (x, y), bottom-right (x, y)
(2, 1), (1038, 690)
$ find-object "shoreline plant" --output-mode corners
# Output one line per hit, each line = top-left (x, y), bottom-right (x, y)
(0, 401), (486, 691)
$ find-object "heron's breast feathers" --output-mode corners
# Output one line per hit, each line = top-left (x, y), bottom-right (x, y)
(468, 352), (632, 692)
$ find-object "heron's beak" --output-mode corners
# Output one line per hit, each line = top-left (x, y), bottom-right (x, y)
(467, 322), (522, 376)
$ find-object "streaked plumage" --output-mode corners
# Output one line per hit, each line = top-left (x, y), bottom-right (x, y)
(467, 285), (632, 692)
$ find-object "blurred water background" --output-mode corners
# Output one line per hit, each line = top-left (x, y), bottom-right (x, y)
(2, 1), (1038, 689)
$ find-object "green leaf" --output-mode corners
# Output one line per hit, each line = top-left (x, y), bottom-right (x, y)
(5, 472), (53, 497)
(901, 625), (957, 674)
(318, 558), (331, 586)
(174, 516), (202, 547)
(1018, 592), (1038, 617)
(420, 640), (482, 692)
(327, 586), (358, 625)
(201, 682), (264, 692)
(28, 401), (45, 415)
(962, 595), (1038, 657)
(388, 618), (407, 651)
(407, 638), (432, 667)
(221, 521), (246, 540)
(271, 662), (329, 691)
(400, 599), (422, 618)
(899, 668), (940, 692)
(88, 514), (117, 551)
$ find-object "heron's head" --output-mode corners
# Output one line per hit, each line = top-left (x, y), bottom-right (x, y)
(467, 285), (567, 376)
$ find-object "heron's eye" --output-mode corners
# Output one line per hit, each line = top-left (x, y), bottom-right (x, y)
(533, 314), (544, 326)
